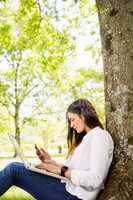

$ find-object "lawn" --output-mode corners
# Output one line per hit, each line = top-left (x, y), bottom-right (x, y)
(0, 187), (35, 200)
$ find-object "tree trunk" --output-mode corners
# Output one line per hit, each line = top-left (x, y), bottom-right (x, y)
(13, 104), (21, 157)
(14, 62), (21, 157)
(95, 0), (133, 199)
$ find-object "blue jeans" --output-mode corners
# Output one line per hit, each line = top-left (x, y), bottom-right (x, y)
(0, 162), (81, 200)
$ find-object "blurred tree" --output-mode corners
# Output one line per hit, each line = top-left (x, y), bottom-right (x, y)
(0, 0), (72, 156)
(0, 0), (106, 158)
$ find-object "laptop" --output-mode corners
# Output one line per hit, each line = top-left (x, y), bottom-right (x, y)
(8, 133), (68, 181)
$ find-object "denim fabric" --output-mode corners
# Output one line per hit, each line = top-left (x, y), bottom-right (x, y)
(0, 162), (81, 200)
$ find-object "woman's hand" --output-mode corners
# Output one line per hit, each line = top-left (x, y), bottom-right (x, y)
(35, 160), (62, 175)
(43, 158), (62, 167)
(35, 145), (51, 162)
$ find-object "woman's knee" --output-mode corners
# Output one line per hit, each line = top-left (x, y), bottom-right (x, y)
(7, 161), (23, 168)
(5, 162), (24, 175)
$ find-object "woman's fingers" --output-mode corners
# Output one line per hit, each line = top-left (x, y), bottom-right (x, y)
(44, 159), (57, 165)
(35, 146), (51, 162)
(36, 163), (45, 168)
(36, 150), (41, 156)
(41, 149), (50, 156)
(35, 163), (51, 171)
(35, 162), (61, 175)
(40, 148), (51, 159)
(44, 159), (54, 164)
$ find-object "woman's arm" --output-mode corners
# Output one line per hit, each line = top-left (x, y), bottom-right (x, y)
(35, 151), (73, 177)
(35, 160), (63, 175)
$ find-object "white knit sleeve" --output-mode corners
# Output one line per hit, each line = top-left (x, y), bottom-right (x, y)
(70, 132), (114, 189)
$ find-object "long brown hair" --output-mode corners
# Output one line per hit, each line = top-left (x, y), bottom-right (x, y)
(66, 99), (103, 157)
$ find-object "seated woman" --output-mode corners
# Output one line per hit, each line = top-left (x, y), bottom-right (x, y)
(0, 99), (114, 200)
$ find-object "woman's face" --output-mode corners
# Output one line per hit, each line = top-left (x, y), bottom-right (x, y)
(67, 112), (87, 133)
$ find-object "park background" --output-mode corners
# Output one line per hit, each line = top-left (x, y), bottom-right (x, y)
(0, 0), (103, 199)
(1, 0), (133, 199)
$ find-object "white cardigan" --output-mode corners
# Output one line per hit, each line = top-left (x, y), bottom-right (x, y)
(62, 126), (114, 200)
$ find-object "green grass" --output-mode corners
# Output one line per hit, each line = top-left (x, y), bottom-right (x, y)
(0, 187), (35, 200)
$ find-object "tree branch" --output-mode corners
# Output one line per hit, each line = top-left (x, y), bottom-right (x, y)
(0, 101), (14, 118)
(6, 94), (15, 106)
(20, 84), (39, 104)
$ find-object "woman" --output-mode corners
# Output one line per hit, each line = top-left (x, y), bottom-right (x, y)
(0, 99), (114, 200)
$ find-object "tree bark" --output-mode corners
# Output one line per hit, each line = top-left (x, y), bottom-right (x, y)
(14, 107), (21, 157)
(14, 60), (21, 157)
(95, 0), (133, 199)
